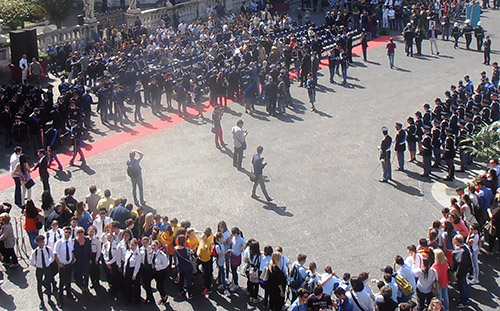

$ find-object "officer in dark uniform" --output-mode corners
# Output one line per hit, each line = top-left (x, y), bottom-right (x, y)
(403, 23), (414, 57)
(29, 108), (43, 151)
(481, 101), (491, 124)
(12, 115), (29, 151)
(457, 119), (469, 172)
(61, 120), (85, 166)
(449, 105), (459, 135)
(463, 20), (473, 50)
(394, 122), (406, 171)
(421, 125), (432, 177)
(379, 126), (392, 182)
(474, 21), (485, 51)
(406, 117), (417, 162)
(423, 103), (433, 127)
(431, 119), (442, 167)
(451, 23), (462, 49)
(483, 35), (491, 65)
(443, 127), (456, 181)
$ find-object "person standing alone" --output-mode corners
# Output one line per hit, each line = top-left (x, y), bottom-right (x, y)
(127, 150), (145, 206)
(232, 120), (247, 170)
(251, 146), (273, 202)
(386, 38), (396, 69)
(379, 126), (392, 183)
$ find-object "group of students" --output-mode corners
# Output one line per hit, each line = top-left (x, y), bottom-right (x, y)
(1, 173), (489, 311)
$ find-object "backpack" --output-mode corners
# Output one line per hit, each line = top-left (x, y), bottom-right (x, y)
(211, 242), (219, 257)
(395, 274), (414, 296)
(127, 159), (140, 178)
(248, 255), (261, 284)
(302, 271), (318, 293)
(287, 263), (303, 290)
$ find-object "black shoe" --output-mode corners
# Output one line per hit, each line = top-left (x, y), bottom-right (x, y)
(266, 197), (273, 202)
(39, 302), (45, 310)
(251, 194), (260, 199)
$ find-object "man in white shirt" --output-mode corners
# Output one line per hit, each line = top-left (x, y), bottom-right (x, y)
(54, 226), (75, 307)
(231, 119), (247, 170)
(102, 233), (121, 294)
(19, 54), (28, 83)
(30, 235), (55, 309)
(9, 146), (23, 208)
(94, 207), (112, 242)
(320, 265), (341, 296)
(393, 255), (416, 303)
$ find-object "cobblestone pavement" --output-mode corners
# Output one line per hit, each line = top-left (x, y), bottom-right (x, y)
(0, 9), (499, 311)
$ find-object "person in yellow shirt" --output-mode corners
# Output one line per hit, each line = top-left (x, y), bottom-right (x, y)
(158, 226), (175, 267)
(197, 228), (214, 294)
(170, 218), (181, 236)
(187, 229), (199, 251)
(96, 189), (114, 214)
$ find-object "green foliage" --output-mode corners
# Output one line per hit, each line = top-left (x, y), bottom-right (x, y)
(461, 121), (500, 162)
(36, 0), (74, 28)
(0, 0), (44, 30)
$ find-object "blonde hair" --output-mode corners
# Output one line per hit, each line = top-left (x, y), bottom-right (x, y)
(0, 212), (11, 223)
(429, 297), (443, 310)
(144, 212), (154, 232)
(269, 251), (282, 271)
(434, 248), (447, 265)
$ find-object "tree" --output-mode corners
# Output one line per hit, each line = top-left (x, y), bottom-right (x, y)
(461, 121), (500, 165)
(0, 0), (42, 30)
(36, 0), (74, 28)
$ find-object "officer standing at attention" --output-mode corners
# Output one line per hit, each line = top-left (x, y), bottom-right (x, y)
(463, 20), (473, 50)
(421, 125), (432, 177)
(394, 122), (406, 171)
(431, 119), (442, 168)
(474, 21), (485, 51)
(483, 35), (491, 65)
(457, 119), (469, 172)
(451, 22), (462, 49)
(443, 127), (456, 181)
(379, 126), (392, 183)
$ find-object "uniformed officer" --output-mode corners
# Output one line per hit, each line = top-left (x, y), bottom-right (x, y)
(457, 119), (469, 172)
(379, 126), (392, 182)
(421, 125), (432, 177)
(394, 123), (406, 171)
(443, 127), (456, 181)
(451, 22), (462, 49)
(463, 20), (473, 50)
(61, 120), (85, 166)
(474, 21), (485, 51)
(431, 119), (442, 167)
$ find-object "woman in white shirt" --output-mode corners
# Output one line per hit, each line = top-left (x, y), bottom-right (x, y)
(414, 263), (438, 311)
(123, 238), (142, 305)
(347, 277), (375, 311)
(88, 225), (101, 289)
(151, 240), (169, 306)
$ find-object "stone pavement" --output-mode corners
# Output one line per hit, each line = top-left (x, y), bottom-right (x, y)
(1, 10), (500, 311)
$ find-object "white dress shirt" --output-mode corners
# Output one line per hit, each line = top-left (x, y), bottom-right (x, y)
(9, 152), (19, 176)
(46, 228), (63, 250)
(102, 239), (121, 265)
(19, 57), (28, 70)
(141, 245), (153, 265)
(94, 216), (112, 241)
(30, 246), (54, 268)
(54, 238), (75, 265)
(152, 250), (168, 271)
(90, 236), (102, 260)
(123, 249), (142, 277)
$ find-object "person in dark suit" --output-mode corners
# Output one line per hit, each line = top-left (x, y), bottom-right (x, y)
(31, 149), (50, 193)
(483, 35), (491, 65)
(443, 127), (455, 181)
(420, 125), (432, 177)
(61, 120), (85, 166)
(394, 123), (406, 171)
(379, 126), (392, 182)
(360, 32), (368, 62)
(452, 235), (473, 307)
(251, 146), (272, 202)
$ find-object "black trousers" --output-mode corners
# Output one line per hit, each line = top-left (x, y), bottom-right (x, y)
(154, 268), (167, 298)
(141, 265), (154, 301)
(124, 269), (141, 303)
(445, 157), (455, 179)
(201, 259), (213, 290)
(36, 267), (52, 300)
(59, 264), (73, 298)
(233, 146), (244, 169)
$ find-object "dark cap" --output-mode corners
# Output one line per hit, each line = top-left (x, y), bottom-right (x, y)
(445, 127), (453, 132)
(459, 119), (466, 124)
(395, 122), (403, 127)
(423, 125), (431, 130)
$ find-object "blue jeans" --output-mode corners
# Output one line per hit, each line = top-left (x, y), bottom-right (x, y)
(457, 274), (469, 303)
(27, 230), (39, 249)
(388, 53), (395, 68)
(179, 266), (193, 295)
(13, 177), (22, 208)
(471, 248), (479, 281)
(131, 176), (144, 203)
(439, 286), (449, 311)
(217, 265), (228, 290)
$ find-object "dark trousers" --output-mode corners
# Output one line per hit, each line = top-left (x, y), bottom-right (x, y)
(459, 149), (468, 171)
(248, 280), (259, 299)
(445, 157), (455, 179)
(432, 147), (441, 166)
(59, 264), (73, 298)
(397, 150), (405, 170)
(41, 176), (50, 193)
(36, 267), (52, 301)
(416, 40), (422, 54)
(13, 177), (22, 207)
(141, 266), (154, 301)
(416, 288), (434, 311)
(269, 291), (285, 311)
(252, 175), (270, 200)
(178, 266), (193, 295)
(362, 47), (367, 61)
(233, 146), (244, 169)
(201, 260), (213, 290)
(484, 49), (491, 65)
(405, 42), (413, 56)
(74, 261), (89, 290)
(465, 35), (472, 49)
(89, 256), (100, 287)
(423, 155), (431, 176)
(267, 98), (276, 115)
(131, 176), (144, 203)
(154, 268), (167, 298)
(0, 242), (18, 265)
(70, 144), (85, 163)
(477, 38), (483, 51)
(457, 274), (470, 303)
(134, 103), (142, 121)
(124, 270), (141, 303)
(105, 263), (120, 294)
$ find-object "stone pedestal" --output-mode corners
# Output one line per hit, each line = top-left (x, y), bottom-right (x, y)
(125, 9), (141, 28)
(0, 35), (10, 72)
(83, 18), (98, 42)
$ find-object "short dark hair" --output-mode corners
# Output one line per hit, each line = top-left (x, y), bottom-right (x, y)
(395, 255), (404, 265)
(313, 285), (323, 296)
(257, 145), (264, 153)
(298, 288), (309, 297)
(334, 286), (345, 296)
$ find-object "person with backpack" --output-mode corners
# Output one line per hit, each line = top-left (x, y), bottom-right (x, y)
(244, 240), (262, 303)
(127, 150), (145, 207)
(452, 235), (473, 308)
(393, 255), (416, 303)
(288, 253), (308, 302)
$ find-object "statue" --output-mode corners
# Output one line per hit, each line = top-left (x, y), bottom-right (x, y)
(83, 0), (95, 20)
(128, 0), (138, 11)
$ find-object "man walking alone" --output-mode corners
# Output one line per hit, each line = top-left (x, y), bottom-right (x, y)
(251, 146), (273, 202)
(127, 150), (146, 206)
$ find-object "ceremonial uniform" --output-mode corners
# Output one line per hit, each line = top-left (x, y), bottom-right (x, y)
(421, 128), (432, 176)
(443, 130), (456, 180)
(395, 127), (406, 170)
(379, 129), (392, 182)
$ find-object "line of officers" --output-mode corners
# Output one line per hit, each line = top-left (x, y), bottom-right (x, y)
(379, 78), (500, 182)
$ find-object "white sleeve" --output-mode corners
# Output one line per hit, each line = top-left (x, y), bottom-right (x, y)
(30, 250), (37, 267)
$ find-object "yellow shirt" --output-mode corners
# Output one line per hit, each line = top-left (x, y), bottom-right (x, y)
(158, 231), (174, 255)
(187, 236), (199, 251)
(97, 198), (114, 213)
(197, 235), (214, 262)
(171, 225), (181, 236)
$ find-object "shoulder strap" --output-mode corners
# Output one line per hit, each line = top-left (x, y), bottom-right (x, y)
(350, 290), (366, 311)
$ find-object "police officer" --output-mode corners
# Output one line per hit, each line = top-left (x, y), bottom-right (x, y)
(403, 23), (414, 57)
(431, 119), (442, 167)
(394, 122), (406, 171)
(379, 126), (392, 183)
(457, 119), (469, 172)
(474, 21), (485, 51)
(421, 125), (432, 177)
(61, 120), (85, 166)
(443, 127), (456, 181)
(463, 20), (473, 50)
(451, 22), (462, 49)
(483, 35), (491, 65)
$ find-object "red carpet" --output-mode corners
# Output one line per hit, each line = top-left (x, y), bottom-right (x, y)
(0, 36), (391, 191)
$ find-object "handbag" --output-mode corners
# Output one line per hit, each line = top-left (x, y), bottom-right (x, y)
(448, 269), (457, 283)
(484, 220), (497, 236)
(431, 280), (441, 296)
(260, 266), (269, 282)
(25, 179), (35, 189)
